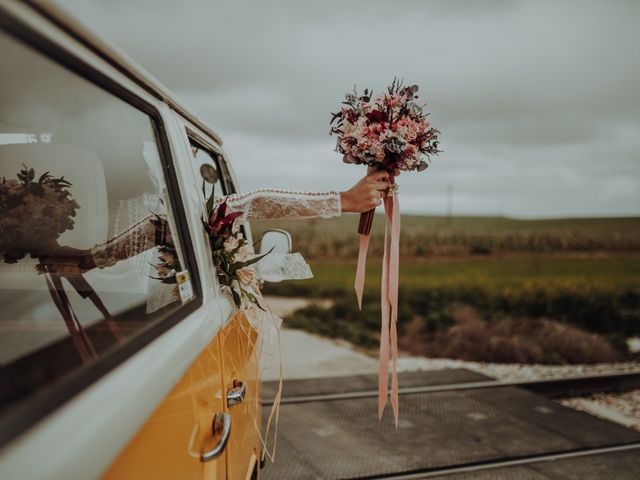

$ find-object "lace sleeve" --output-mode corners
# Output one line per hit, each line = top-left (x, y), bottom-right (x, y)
(90, 214), (170, 268)
(221, 188), (342, 222)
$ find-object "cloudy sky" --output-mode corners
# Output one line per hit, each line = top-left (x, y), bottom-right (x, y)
(58, 0), (639, 219)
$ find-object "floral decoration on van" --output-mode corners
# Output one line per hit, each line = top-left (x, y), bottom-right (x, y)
(0, 165), (80, 264)
(203, 191), (272, 309)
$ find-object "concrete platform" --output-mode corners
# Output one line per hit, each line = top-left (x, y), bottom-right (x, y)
(260, 328), (378, 382)
(261, 369), (640, 479)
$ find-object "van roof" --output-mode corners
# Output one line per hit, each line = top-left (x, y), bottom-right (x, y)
(25, 1), (223, 145)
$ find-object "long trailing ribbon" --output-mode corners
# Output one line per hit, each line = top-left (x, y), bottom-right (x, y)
(354, 190), (401, 427)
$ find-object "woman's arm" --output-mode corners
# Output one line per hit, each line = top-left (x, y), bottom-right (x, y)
(223, 170), (392, 222)
(223, 188), (342, 222)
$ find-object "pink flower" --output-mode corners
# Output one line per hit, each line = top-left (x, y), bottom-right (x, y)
(384, 94), (401, 108)
(236, 267), (257, 286)
(403, 144), (417, 158)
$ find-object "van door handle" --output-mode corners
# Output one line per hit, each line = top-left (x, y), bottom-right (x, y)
(227, 380), (246, 407)
(200, 413), (231, 462)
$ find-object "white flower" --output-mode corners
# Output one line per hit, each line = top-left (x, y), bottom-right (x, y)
(386, 183), (400, 197)
(223, 235), (239, 251)
(235, 244), (251, 262)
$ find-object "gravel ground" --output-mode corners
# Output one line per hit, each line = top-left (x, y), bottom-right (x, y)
(396, 355), (640, 382)
(396, 355), (640, 432)
(559, 390), (640, 431)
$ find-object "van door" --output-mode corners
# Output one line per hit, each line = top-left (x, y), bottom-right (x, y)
(102, 333), (227, 480)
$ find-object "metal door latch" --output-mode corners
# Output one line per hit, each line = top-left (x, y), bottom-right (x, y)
(227, 379), (246, 407)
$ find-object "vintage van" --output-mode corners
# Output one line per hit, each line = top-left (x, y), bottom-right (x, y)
(0, 1), (275, 478)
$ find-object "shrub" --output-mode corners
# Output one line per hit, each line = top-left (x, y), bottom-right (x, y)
(281, 284), (638, 363)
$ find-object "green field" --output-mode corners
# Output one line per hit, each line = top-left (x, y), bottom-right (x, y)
(252, 214), (640, 363)
(253, 213), (640, 237)
(252, 214), (640, 258)
(263, 255), (640, 297)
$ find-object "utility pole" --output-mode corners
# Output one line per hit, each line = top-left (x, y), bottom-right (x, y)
(446, 184), (453, 227)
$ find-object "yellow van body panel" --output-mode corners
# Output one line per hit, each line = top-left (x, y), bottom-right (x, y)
(101, 332), (227, 480)
(101, 311), (261, 479)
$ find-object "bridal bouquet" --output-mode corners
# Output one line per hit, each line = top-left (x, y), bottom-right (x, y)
(330, 79), (441, 426)
(330, 78), (440, 178)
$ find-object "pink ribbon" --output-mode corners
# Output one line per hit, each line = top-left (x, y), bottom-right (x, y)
(354, 191), (401, 427)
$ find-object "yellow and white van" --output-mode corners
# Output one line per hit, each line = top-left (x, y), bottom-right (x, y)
(0, 1), (270, 478)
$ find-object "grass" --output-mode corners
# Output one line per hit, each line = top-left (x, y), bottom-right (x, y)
(263, 254), (640, 297)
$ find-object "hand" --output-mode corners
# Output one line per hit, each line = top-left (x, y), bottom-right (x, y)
(367, 165), (399, 178)
(36, 245), (97, 273)
(340, 169), (391, 213)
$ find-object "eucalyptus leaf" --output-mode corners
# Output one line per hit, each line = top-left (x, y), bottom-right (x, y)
(241, 246), (275, 267)
(231, 288), (241, 308)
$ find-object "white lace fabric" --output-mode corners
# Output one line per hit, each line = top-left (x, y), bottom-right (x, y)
(255, 252), (313, 283)
(222, 188), (342, 222)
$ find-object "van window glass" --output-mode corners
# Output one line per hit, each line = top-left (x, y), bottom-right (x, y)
(0, 29), (195, 419)
(190, 140), (228, 202)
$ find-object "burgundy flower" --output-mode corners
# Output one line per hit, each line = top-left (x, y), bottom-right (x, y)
(209, 200), (226, 226)
(212, 211), (243, 236)
(345, 110), (359, 123)
(366, 109), (387, 123)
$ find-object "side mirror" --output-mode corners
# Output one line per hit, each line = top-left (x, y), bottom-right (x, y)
(259, 229), (292, 255)
(255, 229), (312, 283)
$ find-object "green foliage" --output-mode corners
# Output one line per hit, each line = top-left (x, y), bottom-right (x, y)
(252, 214), (640, 257)
(279, 276), (640, 360)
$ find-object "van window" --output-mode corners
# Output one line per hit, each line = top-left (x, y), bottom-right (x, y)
(190, 139), (228, 201)
(0, 28), (196, 436)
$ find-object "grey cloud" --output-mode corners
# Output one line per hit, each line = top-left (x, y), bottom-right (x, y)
(57, 0), (640, 217)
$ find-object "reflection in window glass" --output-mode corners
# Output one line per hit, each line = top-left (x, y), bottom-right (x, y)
(0, 30), (193, 414)
(190, 140), (226, 203)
